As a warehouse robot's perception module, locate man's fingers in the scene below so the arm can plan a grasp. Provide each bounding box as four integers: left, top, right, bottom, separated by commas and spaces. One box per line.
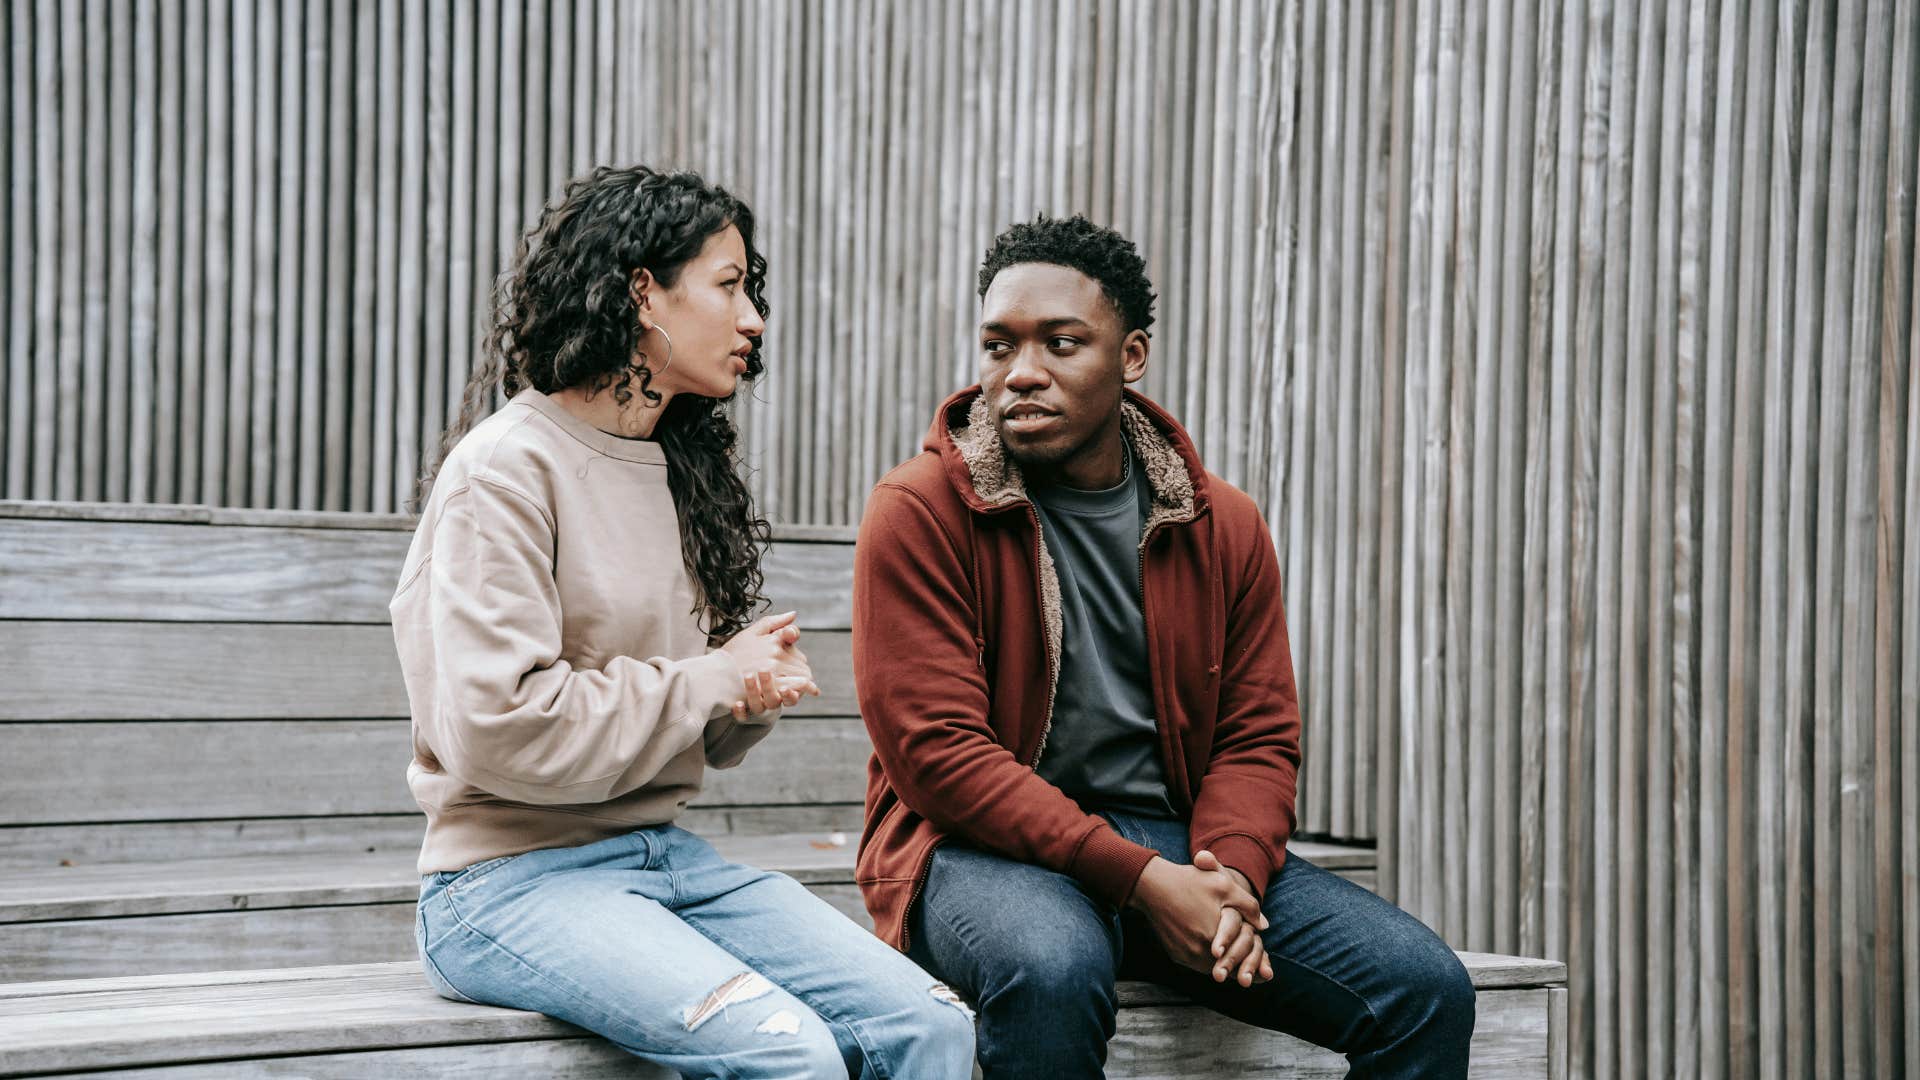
1210, 907, 1243, 960
1215, 926, 1259, 983
1237, 937, 1267, 986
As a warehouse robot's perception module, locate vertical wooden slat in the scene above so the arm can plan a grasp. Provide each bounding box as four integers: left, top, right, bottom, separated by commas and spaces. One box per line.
419, 0, 449, 511
128, 0, 157, 503
167, 0, 200, 506
1837, 2, 1894, 1074
8, 1, 35, 498
1518, 0, 1559, 967
1879, 6, 1919, 1078
322, 0, 352, 510
520, 0, 545, 225
78, 0, 104, 502
104, 0, 132, 501
30, 0, 56, 499
348, 0, 377, 510
271, 0, 302, 509
223, 0, 256, 507
1499, 0, 1544, 960
241, 0, 275, 509
1295, 0, 1327, 836
196, 0, 230, 505
296, 0, 327, 510
1643, 1, 1689, 1071
1396, 0, 1436, 922
391, 0, 424, 513
1462, 0, 1500, 955
54, 0, 81, 500
1812, 0, 1865, 1073
1326, 0, 1364, 840
445, 0, 475, 442
1354, 0, 1390, 846
0, 2, 10, 491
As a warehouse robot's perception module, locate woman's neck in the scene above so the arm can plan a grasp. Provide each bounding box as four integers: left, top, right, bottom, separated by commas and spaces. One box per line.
548, 383, 673, 440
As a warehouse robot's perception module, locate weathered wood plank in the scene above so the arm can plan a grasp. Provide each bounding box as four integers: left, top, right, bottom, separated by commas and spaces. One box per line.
0, 960, 1561, 1077
0, 806, 873, 872
0, 623, 857, 721
0, 716, 871, 824
0, 838, 1382, 924
0, 519, 855, 627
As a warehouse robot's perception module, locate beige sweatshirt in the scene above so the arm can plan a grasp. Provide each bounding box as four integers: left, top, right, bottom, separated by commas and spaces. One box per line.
392, 389, 771, 874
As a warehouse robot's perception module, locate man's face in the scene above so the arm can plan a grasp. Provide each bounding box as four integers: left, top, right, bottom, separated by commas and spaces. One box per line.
977, 262, 1147, 470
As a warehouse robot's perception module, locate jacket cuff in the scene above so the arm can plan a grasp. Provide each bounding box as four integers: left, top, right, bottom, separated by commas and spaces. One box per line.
1069, 823, 1161, 908
1198, 833, 1278, 900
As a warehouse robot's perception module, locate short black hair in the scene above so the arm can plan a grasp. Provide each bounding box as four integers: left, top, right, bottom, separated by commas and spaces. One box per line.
976, 214, 1157, 335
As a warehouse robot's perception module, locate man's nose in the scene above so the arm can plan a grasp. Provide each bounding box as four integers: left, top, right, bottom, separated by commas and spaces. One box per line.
1004, 346, 1049, 389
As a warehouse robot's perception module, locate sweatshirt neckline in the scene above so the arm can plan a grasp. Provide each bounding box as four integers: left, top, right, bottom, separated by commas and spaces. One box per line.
516, 388, 669, 465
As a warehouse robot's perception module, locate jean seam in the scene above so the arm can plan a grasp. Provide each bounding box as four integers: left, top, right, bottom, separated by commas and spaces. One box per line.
678, 881, 897, 1080
438, 881, 635, 1040
1265, 948, 1383, 1043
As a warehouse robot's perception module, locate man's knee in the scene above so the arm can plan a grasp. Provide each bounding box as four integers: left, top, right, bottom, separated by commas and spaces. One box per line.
1394, 944, 1476, 1038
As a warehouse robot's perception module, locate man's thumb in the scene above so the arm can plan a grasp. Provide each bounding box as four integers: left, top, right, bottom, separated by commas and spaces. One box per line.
1194, 849, 1220, 871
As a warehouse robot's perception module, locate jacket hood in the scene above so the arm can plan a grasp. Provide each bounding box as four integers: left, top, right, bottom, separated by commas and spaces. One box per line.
921, 384, 1211, 534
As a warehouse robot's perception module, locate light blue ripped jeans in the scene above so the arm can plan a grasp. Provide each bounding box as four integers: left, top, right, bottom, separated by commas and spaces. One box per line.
416, 825, 975, 1079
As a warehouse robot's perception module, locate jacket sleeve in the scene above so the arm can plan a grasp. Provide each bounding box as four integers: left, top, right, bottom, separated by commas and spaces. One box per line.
854, 482, 1159, 907
419, 475, 746, 805
1188, 505, 1303, 899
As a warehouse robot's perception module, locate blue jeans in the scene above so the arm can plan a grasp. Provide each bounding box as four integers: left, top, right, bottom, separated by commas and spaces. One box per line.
417, 825, 975, 1079
907, 811, 1474, 1079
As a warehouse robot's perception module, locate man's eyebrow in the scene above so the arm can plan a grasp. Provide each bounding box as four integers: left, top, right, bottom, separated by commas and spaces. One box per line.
978, 317, 1095, 335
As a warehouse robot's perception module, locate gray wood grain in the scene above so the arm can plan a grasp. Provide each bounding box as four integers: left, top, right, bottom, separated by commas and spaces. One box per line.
0, 716, 870, 825
0, 622, 856, 721
0, 972, 1558, 1079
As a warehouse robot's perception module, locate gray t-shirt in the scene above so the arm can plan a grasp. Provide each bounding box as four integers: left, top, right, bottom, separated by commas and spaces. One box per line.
1029, 444, 1178, 819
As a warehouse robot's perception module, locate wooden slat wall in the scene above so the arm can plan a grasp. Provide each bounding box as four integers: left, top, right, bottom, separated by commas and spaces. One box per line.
0, 4, 1916, 1076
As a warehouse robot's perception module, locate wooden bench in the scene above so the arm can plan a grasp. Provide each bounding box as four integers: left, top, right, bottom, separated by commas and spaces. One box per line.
0, 501, 1565, 1077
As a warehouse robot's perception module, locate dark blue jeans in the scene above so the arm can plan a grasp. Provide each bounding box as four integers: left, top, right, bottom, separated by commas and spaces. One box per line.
907, 811, 1474, 1078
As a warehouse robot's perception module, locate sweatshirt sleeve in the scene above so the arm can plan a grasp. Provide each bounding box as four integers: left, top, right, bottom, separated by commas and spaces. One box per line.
1188, 504, 1302, 899
854, 482, 1159, 908
420, 475, 746, 805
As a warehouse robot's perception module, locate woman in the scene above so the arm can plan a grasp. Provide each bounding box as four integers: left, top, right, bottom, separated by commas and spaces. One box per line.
393, 166, 975, 1078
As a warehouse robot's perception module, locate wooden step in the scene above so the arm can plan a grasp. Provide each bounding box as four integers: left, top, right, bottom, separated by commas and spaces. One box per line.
0, 955, 1566, 1078
0, 835, 1377, 982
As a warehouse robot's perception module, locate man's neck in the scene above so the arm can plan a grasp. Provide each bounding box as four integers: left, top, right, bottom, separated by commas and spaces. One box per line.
1030, 423, 1128, 491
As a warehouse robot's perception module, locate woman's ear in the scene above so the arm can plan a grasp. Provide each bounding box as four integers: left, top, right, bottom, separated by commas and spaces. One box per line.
629, 268, 656, 330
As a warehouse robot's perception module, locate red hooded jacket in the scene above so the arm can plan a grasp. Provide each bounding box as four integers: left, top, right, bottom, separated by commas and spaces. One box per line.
852, 386, 1303, 950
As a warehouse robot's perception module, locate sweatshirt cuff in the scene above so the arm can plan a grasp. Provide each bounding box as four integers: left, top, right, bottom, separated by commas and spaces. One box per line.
1199, 833, 1278, 900
1069, 823, 1161, 908
683, 651, 747, 722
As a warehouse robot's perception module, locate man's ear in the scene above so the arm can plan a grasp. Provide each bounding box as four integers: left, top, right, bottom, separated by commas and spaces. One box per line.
629, 268, 657, 330
1121, 328, 1150, 384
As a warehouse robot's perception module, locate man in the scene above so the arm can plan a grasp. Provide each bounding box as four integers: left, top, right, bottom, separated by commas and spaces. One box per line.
852, 214, 1474, 1078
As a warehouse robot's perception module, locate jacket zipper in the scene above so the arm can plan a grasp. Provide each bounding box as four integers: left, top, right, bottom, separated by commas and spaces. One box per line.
1024, 502, 1060, 768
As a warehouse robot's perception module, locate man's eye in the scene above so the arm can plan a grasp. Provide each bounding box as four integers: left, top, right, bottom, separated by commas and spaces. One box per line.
1048, 337, 1080, 349
982, 341, 1009, 354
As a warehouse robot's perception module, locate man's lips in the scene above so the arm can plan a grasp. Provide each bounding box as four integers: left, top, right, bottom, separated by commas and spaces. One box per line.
1001, 406, 1061, 433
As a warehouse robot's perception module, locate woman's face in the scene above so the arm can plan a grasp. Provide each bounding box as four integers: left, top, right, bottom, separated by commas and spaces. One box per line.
637, 225, 764, 401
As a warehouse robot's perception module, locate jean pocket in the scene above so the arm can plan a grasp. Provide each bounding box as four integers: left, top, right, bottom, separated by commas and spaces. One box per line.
440, 852, 519, 894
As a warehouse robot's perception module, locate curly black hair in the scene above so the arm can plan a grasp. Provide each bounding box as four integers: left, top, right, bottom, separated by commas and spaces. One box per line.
417, 165, 772, 640
976, 214, 1157, 335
